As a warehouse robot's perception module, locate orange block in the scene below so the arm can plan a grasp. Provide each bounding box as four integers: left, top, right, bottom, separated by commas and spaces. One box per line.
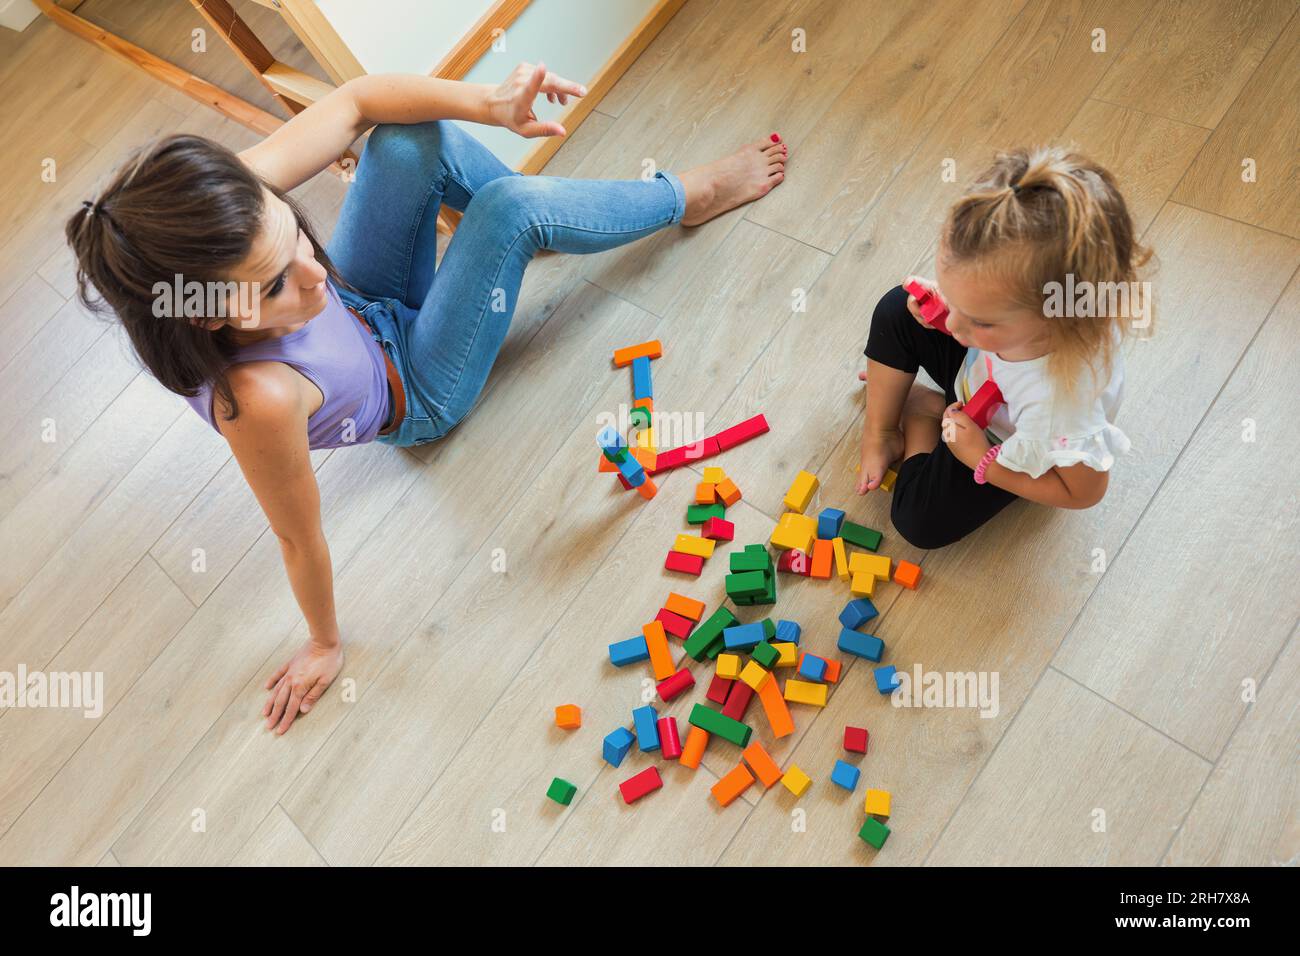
715, 477, 742, 506
681, 726, 709, 768
613, 339, 663, 367
894, 560, 922, 589
711, 763, 754, 807
695, 481, 718, 504
742, 741, 783, 788
643, 621, 674, 681
635, 476, 658, 500
554, 704, 581, 729
633, 397, 654, 412
756, 673, 795, 737
664, 592, 706, 621
810, 539, 833, 579
598, 454, 618, 473
798, 653, 841, 684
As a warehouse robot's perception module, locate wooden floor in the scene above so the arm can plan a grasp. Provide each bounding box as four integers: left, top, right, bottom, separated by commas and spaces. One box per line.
0, 0, 1296, 867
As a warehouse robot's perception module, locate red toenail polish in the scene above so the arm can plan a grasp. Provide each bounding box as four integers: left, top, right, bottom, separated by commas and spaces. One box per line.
770, 133, 780, 142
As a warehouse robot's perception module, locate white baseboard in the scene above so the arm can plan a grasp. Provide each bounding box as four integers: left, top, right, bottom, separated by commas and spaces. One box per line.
0, 0, 40, 33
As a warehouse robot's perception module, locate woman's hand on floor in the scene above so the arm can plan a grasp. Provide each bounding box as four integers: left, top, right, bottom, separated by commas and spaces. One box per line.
263, 638, 345, 735
487, 61, 586, 138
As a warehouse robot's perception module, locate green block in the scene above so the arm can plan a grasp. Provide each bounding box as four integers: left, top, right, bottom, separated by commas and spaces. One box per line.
687, 503, 726, 524
744, 543, 768, 555
751, 641, 779, 669
858, 816, 890, 849
726, 570, 767, 598
761, 618, 776, 639
602, 446, 628, 463
841, 521, 882, 552
629, 407, 651, 430
684, 606, 738, 661
547, 777, 577, 805
688, 703, 753, 747
729, 549, 770, 573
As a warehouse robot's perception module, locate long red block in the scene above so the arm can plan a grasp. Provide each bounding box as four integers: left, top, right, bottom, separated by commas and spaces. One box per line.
722, 679, 754, 721
713, 414, 770, 451
658, 717, 682, 759
619, 766, 663, 803
664, 550, 705, 575
657, 668, 696, 702
655, 607, 695, 639
706, 673, 734, 705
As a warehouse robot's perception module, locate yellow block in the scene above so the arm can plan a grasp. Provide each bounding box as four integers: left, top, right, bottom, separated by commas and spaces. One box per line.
702, 466, 726, 484
880, 469, 897, 492
716, 653, 742, 680
850, 570, 876, 598
864, 788, 892, 817
769, 512, 817, 553
783, 679, 828, 707
783, 470, 820, 513
673, 534, 715, 559
849, 552, 891, 581
636, 427, 655, 449
832, 537, 849, 581
781, 764, 812, 798
772, 642, 799, 667
740, 659, 772, 692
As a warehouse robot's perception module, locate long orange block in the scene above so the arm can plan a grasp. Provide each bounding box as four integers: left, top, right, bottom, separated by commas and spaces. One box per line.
681, 726, 709, 768
742, 741, 783, 788
613, 339, 662, 367
643, 621, 674, 681
756, 673, 795, 737
810, 539, 833, 579
664, 592, 706, 621
711, 763, 754, 807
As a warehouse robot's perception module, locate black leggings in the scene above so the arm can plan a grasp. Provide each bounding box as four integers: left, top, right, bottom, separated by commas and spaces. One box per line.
864, 285, 1021, 549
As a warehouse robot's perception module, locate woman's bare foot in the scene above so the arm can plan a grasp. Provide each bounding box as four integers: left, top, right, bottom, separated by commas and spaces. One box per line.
679, 133, 787, 226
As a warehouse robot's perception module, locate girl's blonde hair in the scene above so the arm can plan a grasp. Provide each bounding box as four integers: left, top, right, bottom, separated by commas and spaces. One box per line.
941, 145, 1154, 402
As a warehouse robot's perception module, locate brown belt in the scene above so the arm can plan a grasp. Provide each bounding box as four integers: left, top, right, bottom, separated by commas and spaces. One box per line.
348, 307, 405, 436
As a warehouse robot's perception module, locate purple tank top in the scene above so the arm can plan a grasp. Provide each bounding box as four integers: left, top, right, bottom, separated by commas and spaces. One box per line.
184, 284, 391, 449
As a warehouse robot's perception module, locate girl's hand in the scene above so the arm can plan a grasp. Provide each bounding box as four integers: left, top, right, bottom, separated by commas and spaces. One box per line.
941, 401, 991, 470
486, 62, 586, 138
263, 638, 345, 735
903, 275, 943, 329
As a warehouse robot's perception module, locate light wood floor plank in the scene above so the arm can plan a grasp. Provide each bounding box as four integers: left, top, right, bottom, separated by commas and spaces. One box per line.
230, 806, 328, 867
0, 273, 66, 376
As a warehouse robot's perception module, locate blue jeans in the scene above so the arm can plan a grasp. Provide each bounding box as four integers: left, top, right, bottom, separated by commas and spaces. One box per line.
328, 121, 687, 446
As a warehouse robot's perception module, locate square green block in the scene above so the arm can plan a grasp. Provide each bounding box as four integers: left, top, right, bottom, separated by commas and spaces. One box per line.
841, 521, 883, 552
629, 407, 651, 430
761, 618, 776, 639
751, 641, 779, 669
859, 816, 890, 849
687, 503, 726, 524
547, 777, 577, 805
684, 606, 738, 661
688, 703, 752, 747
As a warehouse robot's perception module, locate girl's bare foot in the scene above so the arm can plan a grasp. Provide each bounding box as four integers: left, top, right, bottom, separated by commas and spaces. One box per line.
858, 425, 904, 495
679, 134, 787, 226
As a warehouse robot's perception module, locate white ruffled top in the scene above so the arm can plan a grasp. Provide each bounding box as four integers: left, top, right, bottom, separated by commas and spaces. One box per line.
955, 337, 1132, 480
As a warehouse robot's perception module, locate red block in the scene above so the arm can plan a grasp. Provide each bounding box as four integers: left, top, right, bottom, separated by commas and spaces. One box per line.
712, 414, 770, 452
657, 668, 696, 702
655, 608, 695, 639
619, 766, 663, 804
904, 279, 951, 334
722, 679, 754, 721
844, 726, 869, 754
962, 379, 1005, 430
701, 516, 735, 541
706, 673, 734, 705
657, 717, 682, 759
649, 445, 688, 474
664, 550, 705, 576
777, 549, 811, 574
616, 473, 633, 490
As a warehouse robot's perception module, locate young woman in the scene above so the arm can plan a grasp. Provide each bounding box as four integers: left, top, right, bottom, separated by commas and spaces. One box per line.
67, 63, 788, 734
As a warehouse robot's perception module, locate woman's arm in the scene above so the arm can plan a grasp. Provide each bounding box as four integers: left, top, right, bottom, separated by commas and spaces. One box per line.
217, 362, 344, 733
241, 63, 586, 193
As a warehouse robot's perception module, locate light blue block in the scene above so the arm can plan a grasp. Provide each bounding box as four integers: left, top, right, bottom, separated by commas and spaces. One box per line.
631, 355, 653, 400
838, 597, 878, 630
874, 665, 900, 695
722, 622, 765, 650
838, 627, 885, 662
597, 425, 626, 454
798, 654, 827, 681
831, 759, 860, 791
609, 635, 649, 667
774, 619, 802, 645
817, 507, 846, 539
632, 705, 660, 751
602, 727, 635, 767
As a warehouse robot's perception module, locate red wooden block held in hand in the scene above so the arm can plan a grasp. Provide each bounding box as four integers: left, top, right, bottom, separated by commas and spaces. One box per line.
903, 279, 951, 335
962, 379, 1005, 430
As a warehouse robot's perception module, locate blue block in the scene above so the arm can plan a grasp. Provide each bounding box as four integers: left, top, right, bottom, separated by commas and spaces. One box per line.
874, 665, 900, 695
602, 727, 635, 767
798, 654, 827, 681
632, 705, 660, 752
838, 597, 879, 630
817, 507, 846, 539
830, 759, 860, 791
615, 454, 646, 485
597, 425, 626, 454
774, 619, 802, 645
838, 628, 885, 662
722, 622, 765, 650
631, 355, 653, 401
609, 635, 650, 667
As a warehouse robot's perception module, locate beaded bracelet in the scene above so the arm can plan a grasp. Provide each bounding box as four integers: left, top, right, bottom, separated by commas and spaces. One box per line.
973, 443, 1002, 484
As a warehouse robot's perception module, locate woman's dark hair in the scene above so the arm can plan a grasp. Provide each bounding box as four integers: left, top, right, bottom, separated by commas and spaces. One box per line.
66, 133, 350, 422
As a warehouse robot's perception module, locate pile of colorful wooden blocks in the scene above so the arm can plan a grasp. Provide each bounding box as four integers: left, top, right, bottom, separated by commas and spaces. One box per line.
665, 466, 740, 575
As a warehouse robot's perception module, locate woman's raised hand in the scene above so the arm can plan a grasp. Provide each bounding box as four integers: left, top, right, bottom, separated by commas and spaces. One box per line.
487, 61, 586, 138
